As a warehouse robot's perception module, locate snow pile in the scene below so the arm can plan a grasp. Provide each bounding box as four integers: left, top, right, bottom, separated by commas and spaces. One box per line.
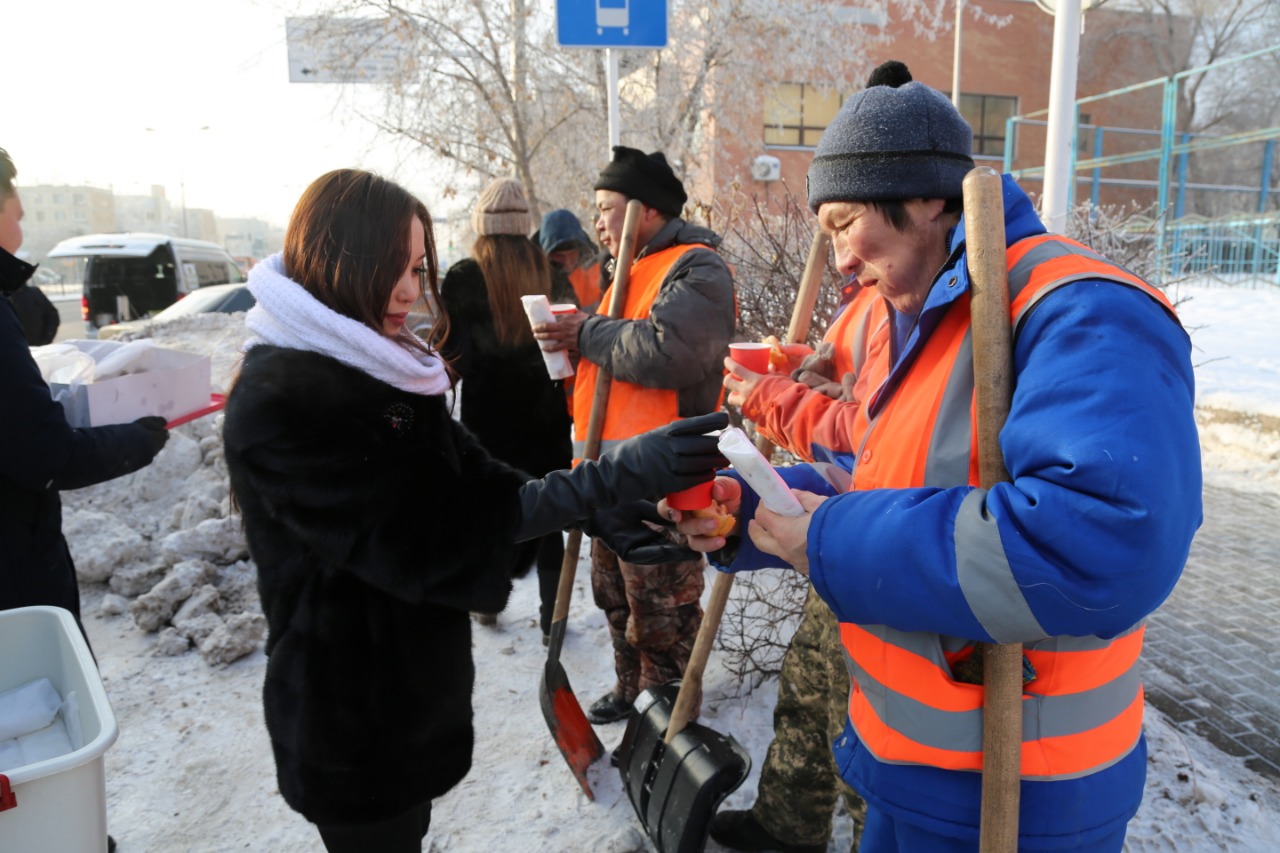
61, 314, 262, 666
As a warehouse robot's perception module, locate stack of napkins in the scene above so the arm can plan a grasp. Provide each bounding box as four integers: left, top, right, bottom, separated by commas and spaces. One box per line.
0, 678, 75, 771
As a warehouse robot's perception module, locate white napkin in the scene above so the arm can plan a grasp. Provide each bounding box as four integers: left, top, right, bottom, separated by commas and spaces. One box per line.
520, 295, 575, 380
0, 678, 61, 741
717, 427, 805, 517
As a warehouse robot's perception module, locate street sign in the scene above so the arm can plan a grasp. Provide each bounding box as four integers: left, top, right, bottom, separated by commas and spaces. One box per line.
286, 17, 410, 84
555, 0, 668, 49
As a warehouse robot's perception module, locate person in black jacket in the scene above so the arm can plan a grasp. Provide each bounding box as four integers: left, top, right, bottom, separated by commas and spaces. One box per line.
7, 279, 60, 345
0, 146, 170, 641
441, 177, 571, 641
222, 168, 727, 853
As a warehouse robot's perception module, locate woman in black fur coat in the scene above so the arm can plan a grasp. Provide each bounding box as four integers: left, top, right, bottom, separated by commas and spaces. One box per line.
441, 177, 570, 639
222, 169, 727, 852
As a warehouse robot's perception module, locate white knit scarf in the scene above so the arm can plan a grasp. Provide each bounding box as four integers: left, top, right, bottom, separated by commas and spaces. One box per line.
243, 253, 451, 396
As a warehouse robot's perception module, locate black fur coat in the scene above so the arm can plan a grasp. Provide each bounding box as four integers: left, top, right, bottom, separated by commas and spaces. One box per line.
440, 258, 571, 479
223, 344, 532, 825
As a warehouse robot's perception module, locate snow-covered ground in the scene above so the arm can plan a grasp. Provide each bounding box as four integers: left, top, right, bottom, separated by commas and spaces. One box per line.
43, 281, 1280, 851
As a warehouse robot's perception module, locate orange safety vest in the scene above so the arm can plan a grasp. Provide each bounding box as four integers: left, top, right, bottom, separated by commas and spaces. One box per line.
840, 233, 1177, 781
567, 263, 602, 312
572, 244, 708, 461
748, 284, 889, 463
826, 284, 889, 406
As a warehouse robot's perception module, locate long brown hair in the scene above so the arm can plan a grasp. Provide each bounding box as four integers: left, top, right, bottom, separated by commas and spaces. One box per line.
283, 169, 450, 353
472, 234, 552, 347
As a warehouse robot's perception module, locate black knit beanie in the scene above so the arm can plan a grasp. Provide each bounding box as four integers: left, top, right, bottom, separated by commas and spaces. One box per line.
593, 146, 688, 218
807, 60, 974, 211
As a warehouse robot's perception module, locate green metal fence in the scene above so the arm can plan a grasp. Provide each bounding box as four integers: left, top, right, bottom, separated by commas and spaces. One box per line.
1005, 44, 1280, 285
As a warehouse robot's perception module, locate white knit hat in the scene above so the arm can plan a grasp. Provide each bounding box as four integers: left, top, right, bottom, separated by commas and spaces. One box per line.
472, 177, 532, 236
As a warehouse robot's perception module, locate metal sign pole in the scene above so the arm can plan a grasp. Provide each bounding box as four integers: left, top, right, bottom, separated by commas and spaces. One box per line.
607, 47, 621, 153
1041, 0, 1083, 233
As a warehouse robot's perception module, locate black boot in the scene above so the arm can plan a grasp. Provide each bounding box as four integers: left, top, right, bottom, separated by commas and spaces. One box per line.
586, 690, 632, 724
708, 809, 826, 853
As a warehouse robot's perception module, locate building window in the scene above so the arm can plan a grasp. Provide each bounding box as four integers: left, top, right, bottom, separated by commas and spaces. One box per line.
765, 83, 843, 148
957, 93, 1018, 158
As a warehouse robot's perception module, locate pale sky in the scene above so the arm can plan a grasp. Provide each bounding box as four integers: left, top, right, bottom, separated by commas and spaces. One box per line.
4, 0, 443, 227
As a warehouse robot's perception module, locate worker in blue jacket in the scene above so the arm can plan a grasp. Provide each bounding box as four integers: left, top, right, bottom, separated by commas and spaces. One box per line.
669, 62, 1202, 852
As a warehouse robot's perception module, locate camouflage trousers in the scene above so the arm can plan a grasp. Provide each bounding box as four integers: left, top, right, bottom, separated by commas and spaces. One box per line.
751, 585, 866, 849
590, 539, 704, 707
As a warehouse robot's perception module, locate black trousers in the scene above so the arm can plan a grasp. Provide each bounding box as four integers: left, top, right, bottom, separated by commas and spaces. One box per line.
316, 802, 431, 853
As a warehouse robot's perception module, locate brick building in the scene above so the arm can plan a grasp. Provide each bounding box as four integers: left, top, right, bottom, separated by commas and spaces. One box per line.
697, 0, 1172, 215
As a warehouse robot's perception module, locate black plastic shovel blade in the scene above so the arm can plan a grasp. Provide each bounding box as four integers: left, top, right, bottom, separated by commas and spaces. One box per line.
615, 682, 751, 853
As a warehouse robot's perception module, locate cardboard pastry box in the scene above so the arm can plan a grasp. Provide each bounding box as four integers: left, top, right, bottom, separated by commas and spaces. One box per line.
45, 340, 212, 428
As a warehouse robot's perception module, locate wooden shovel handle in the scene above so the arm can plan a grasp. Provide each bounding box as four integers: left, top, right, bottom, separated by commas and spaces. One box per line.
754, 229, 831, 457
964, 167, 1021, 853
664, 570, 734, 744
550, 199, 645, 625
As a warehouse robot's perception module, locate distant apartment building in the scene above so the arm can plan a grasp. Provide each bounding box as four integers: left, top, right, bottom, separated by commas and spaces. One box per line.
114, 186, 218, 243
16, 184, 116, 261
17, 181, 274, 263
220, 217, 276, 262
113, 185, 174, 235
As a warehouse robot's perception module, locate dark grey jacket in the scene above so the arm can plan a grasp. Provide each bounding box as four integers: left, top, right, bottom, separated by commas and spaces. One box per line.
579, 218, 735, 418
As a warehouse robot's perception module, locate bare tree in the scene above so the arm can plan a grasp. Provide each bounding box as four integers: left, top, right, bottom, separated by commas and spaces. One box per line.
1090, 0, 1280, 217
1101, 0, 1274, 132
290, 0, 954, 220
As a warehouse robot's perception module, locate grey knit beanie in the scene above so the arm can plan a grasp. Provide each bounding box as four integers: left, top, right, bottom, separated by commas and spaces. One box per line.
472, 177, 532, 236
807, 61, 974, 212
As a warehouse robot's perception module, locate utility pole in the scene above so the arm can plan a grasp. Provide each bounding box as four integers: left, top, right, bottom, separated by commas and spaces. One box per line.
952, 0, 964, 110
1040, 0, 1084, 232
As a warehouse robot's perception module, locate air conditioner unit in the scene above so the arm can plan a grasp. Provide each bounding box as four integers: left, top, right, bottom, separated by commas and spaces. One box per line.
751, 155, 782, 182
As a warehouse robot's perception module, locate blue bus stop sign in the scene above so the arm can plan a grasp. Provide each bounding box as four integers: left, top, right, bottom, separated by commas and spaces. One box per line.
555, 0, 668, 49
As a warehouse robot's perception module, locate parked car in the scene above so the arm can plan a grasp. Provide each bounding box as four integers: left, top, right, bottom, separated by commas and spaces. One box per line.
96, 282, 255, 340
44, 233, 245, 336
30, 266, 64, 286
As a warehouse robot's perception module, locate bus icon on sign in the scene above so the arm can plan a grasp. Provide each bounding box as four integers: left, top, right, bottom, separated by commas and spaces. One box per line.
596, 0, 629, 34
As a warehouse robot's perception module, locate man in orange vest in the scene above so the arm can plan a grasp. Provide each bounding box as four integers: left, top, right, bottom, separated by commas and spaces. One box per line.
707, 280, 884, 853
534, 208, 603, 312
672, 61, 1202, 851
535, 145, 736, 725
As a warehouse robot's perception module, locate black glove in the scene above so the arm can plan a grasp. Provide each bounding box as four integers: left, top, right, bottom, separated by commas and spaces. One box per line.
514, 412, 729, 541
133, 415, 170, 458
597, 411, 729, 498
581, 500, 699, 565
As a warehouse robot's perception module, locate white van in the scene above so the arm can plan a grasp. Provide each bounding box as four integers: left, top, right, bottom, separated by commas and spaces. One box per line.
44, 233, 245, 335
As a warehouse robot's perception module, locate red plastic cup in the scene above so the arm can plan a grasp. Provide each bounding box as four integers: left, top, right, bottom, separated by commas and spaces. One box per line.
666, 480, 714, 511
728, 342, 772, 374
550, 303, 578, 317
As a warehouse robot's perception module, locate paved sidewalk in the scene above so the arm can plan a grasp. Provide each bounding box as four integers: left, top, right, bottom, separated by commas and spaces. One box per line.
1143, 483, 1280, 779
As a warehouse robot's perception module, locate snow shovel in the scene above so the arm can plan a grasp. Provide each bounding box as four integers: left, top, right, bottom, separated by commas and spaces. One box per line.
539, 199, 645, 799
615, 570, 750, 853
963, 166, 1021, 853
753, 229, 830, 458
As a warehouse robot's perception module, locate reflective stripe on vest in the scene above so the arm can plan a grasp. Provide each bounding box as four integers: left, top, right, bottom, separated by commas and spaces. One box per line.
826, 286, 880, 378
841, 234, 1178, 780
571, 244, 706, 461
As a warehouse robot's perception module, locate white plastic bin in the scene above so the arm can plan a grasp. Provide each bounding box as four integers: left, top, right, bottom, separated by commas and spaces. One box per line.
0, 606, 118, 853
